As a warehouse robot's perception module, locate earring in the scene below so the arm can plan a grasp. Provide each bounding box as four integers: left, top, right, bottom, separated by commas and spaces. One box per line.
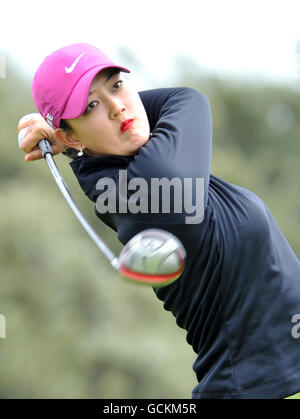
77, 146, 84, 157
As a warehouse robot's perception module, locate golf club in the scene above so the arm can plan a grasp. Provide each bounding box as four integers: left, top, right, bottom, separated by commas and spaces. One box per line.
18, 114, 186, 287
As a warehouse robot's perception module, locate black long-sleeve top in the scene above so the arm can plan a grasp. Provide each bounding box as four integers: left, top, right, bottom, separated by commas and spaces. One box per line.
69, 87, 300, 399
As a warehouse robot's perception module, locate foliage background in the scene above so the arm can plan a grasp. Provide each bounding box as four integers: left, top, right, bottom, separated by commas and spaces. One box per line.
0, 50, 300, 398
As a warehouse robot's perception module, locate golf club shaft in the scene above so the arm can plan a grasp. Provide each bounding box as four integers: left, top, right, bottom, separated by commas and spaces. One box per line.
40, 140, 119, 271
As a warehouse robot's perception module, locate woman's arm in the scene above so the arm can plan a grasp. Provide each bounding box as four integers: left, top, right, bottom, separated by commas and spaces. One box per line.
141, 87, 212, 179
17, 114, 66, 161
126, 87, 213, 222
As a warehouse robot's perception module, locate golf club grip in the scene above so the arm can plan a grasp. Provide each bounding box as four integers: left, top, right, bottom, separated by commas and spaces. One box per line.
39, 139, 53, 158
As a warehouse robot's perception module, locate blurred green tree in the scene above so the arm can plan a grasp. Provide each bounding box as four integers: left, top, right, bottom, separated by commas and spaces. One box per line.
0, 49, 300, 399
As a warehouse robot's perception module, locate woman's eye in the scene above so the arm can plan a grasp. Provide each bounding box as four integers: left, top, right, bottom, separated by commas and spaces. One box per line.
114, 80, 123, 89
85, 101, 98, 113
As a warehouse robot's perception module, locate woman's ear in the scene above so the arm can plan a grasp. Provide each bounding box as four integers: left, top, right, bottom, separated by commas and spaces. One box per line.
55, 128, 82, 150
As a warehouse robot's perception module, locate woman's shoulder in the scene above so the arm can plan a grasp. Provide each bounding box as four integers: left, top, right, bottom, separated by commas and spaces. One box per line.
138, 86, 208, 105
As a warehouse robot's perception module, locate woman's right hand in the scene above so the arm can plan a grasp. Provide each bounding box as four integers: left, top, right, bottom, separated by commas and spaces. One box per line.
17, 113, 66, 162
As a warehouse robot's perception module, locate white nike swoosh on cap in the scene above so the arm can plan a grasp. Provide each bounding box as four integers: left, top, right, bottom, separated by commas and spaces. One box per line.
65, 53, 85, 74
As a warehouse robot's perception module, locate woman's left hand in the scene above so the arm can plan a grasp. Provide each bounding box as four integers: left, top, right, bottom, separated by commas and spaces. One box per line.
18, 114, 66, 162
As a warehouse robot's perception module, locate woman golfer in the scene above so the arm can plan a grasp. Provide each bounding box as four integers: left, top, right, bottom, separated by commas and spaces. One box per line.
18, 43, 300, 399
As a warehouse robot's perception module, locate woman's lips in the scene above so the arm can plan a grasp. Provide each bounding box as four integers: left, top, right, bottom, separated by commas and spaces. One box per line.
121, 119, 134, 133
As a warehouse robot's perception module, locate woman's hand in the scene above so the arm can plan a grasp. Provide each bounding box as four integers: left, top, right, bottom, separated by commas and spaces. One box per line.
17, 113, 66, 161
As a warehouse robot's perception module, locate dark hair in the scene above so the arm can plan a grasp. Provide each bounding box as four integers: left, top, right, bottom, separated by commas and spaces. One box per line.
60, 119, 71, 131
104, 66, 121, 75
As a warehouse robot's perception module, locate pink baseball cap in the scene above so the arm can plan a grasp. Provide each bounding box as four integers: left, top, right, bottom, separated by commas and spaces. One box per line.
32, 43, 130, 129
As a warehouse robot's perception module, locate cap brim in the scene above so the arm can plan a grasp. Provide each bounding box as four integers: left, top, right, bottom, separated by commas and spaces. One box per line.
61, 64, 130, 120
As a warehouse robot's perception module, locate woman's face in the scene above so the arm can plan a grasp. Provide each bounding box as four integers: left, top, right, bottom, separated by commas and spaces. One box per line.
64, 69, 150, 157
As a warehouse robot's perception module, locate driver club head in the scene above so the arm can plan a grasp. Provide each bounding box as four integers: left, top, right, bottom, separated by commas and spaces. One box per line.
118, 229, 186, 287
